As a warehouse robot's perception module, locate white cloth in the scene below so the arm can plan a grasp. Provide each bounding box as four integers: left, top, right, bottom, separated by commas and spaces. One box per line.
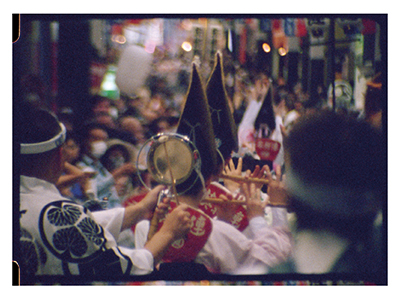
19, 175, 154, 276
237, 99, 263, 147
283, 109, 300, 133
269, 115, 284, 166
135, 211, 292, 275
292, 230, 349, 274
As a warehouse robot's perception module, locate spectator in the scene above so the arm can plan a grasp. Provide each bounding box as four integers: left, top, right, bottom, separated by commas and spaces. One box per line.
119, 116, 148, 147
56, 131, 92, 202
282, 92, 301, 134
76, 123, 136, 209
100, 139, 139, 201
271, 111, 385, 278
327, 63, 353, 111
57, 107, 76, 132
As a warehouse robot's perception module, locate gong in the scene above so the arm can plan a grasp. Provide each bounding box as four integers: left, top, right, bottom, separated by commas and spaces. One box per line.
136, 133, 200, 192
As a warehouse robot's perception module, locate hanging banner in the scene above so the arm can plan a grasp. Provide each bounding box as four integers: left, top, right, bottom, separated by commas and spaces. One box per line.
284, 18, 296, 37
296, 18, 308, 37
362, 19, 376, 35
259, 18, 272, 32
284, 18, 308, 38
272, 19, 288, 50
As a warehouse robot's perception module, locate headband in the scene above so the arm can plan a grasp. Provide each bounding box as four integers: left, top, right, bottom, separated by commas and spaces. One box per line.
20, 123, 67, 154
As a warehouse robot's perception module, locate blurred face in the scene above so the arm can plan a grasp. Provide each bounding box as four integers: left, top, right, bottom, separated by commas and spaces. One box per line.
157, 120, 170, 133
121, 117, 146, 144
63, 139, 80, 163
88, 128, 108, 143
95, 113, 116, 128
108, 148, 127, 169
88, 128, 108, 159
93, 99, 110, 115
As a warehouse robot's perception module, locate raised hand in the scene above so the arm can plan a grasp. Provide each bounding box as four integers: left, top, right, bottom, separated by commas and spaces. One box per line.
243, 164, 268, 190
223, 157, 243, 193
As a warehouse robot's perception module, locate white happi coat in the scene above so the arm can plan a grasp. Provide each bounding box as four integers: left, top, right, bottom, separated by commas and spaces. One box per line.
19, 175, 154, 276
134, 208, 292, 275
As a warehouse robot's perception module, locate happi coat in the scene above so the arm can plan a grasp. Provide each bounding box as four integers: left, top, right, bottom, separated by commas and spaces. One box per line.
19, 175, 154, 276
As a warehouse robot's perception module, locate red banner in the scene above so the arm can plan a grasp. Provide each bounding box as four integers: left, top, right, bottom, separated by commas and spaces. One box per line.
255, 138, 281, 161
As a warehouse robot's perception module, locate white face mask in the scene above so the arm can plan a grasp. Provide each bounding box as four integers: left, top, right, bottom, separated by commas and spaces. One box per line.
90, 141, 108, 159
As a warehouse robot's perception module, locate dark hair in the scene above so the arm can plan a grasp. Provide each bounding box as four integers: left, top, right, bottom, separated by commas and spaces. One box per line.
65, 130, 79, 143
100, 144, 131, 172
18, 102, 63, 173
89, 95, 110, 110
284, 110, 384, 192
175, 169, 204, 197
284, 111, 385, 238
78, 121, 108, 140
254, 88, 276, 132
18, 102, 62, 145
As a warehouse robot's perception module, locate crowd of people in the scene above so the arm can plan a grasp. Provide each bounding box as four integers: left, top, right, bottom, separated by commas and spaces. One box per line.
17, 50, 385, 283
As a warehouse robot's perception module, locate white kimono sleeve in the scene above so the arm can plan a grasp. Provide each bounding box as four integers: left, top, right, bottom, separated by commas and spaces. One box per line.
91, 207, 125, 241
195, 218, 292, 275
89, 209, 155, 275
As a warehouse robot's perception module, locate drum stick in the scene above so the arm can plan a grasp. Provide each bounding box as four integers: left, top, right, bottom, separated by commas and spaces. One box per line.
147, 141, 179, 241
163, 142, 179, 205
147, 210, 159, 241
220, 173, 269, 185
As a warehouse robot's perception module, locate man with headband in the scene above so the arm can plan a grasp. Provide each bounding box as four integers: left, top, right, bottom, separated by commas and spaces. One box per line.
18, 102, 191, 280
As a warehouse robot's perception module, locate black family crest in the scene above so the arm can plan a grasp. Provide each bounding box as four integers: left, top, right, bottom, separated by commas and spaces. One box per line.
39, 201, 107, 264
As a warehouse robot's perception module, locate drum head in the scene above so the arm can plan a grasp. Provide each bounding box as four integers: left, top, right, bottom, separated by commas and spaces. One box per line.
150, 137, 193, 184
136, 133, 198, 188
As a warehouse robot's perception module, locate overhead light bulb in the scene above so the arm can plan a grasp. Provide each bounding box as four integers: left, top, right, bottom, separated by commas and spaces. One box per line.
262, 43, 271, 53
181, 41, 192, 52
278, 47, 288, 56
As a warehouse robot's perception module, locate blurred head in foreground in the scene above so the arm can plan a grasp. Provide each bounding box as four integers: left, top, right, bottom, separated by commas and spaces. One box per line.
284, 110, 385, 242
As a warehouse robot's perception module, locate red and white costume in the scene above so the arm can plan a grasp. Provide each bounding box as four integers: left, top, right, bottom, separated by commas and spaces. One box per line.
134, 206, 292, 275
